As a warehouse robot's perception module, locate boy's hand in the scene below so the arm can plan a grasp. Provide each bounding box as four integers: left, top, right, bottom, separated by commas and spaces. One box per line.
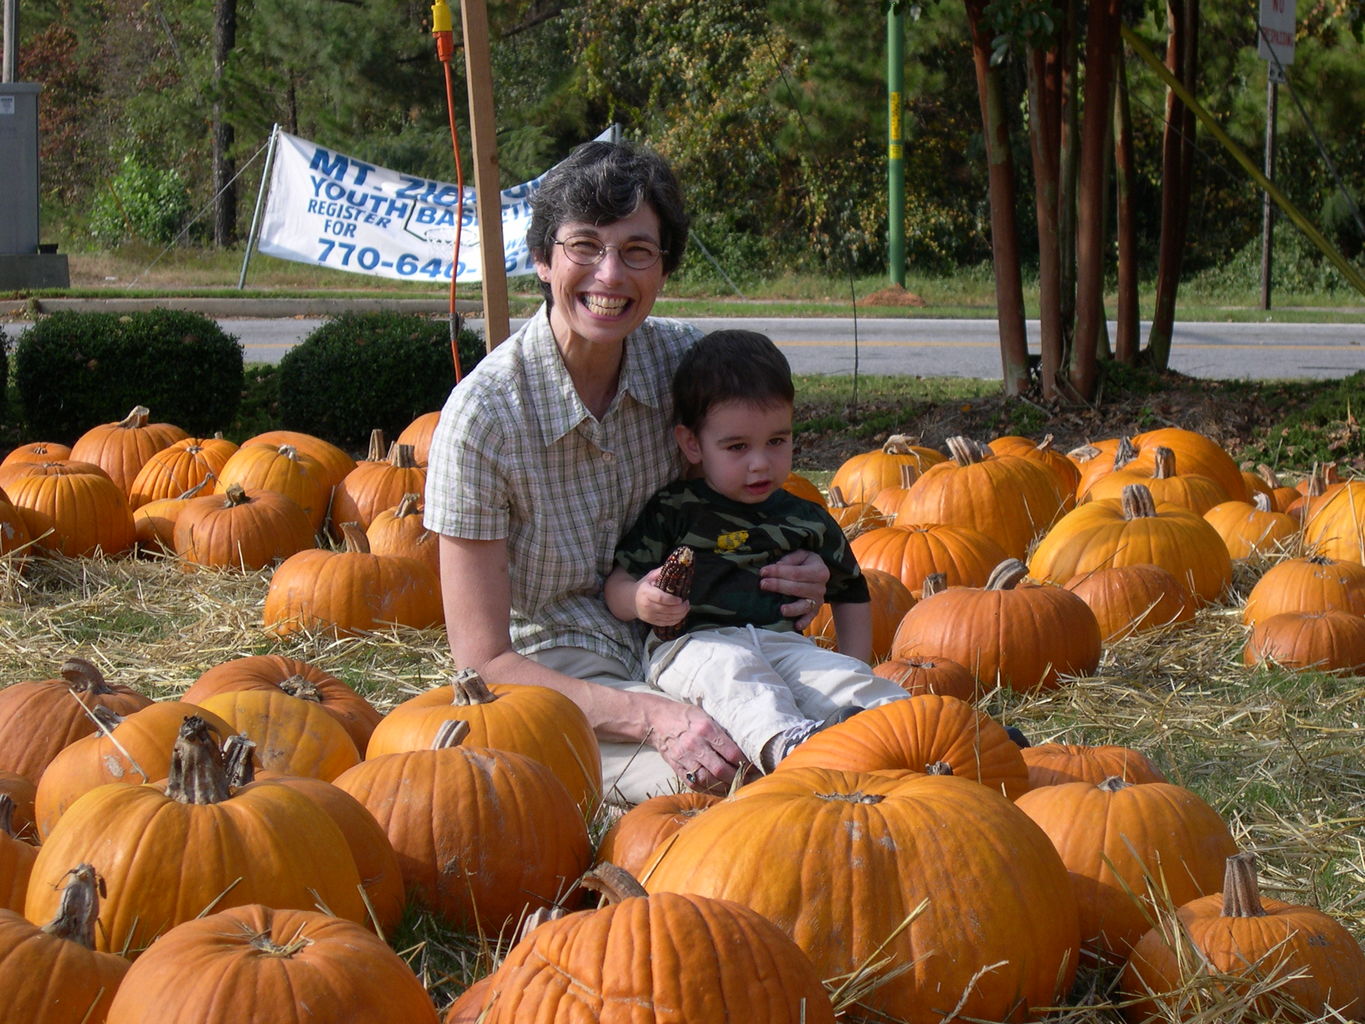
635, 569, 690, 628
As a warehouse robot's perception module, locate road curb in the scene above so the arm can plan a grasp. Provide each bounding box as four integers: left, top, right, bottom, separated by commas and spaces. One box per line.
5, 297, 483, 319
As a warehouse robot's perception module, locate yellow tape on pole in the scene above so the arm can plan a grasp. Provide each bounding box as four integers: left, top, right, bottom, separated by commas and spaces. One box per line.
1121, 23, 1365, 296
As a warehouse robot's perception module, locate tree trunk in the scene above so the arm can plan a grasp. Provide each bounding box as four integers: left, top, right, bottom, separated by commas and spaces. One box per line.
1028, 47, 1063, 400
212, 0, 237, 246
1114, 49, 1139, 364
1148, 0, 1200, 368
965, 0, 1029, 396
1069, 0, 1121, 400
1056, 0, 1080, 356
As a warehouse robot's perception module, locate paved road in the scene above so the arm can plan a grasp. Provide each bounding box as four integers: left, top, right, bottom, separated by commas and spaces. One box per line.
223, 315, 1364, 380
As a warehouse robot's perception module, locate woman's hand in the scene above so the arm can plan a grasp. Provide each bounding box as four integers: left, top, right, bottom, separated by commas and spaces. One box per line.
758, 548, 830, 630
645, 694, 744, 792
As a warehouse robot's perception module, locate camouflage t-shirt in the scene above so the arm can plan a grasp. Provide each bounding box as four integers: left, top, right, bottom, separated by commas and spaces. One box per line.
614, 478, 870, 635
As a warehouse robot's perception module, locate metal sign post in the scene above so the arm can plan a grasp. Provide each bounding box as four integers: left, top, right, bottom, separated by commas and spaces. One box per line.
1258, 0, 1294, 311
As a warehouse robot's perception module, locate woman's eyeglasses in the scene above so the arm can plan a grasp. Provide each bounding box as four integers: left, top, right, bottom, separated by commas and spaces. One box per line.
553, 235, 666, 270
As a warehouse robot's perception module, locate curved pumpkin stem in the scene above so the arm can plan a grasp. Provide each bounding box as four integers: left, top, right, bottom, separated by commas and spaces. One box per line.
41, 864, 105, 948
432, 718, 471, 749
925, 760, 954, 775
116, 405, 152, 429
922, 572, 948, 598
222, 732, 257, 787
828, 485, 849, 509
165, 716, 231, 805
1221, 851, 1269, 918
1121, 484, 1159, 520
1113, 436, 1139, 470
1096, 775, 1132, 793
394, 493, 422, 518
883, 434, 922, 455
60, 656, 116, 695
278, 674, 322, 703
450, 667, 498, 707
388, 444, 419, 469
1251, 492, 1274, 513
1150, 446, 1177, 479
175, 479, 211, 501
945, 436, 991, 466
338, 521, 371, 554
1255, 464, 1281, 487
222, 482, 253, 507
1035, 433, 1056, 452
985, 559, 1029, 590
579, 862, 649, 904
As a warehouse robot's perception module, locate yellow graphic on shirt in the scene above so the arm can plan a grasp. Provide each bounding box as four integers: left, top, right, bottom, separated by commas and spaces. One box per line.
715, 530, 749, 552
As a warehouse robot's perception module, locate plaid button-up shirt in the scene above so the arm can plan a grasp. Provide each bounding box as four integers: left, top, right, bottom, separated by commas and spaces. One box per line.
424, 306, 701, 673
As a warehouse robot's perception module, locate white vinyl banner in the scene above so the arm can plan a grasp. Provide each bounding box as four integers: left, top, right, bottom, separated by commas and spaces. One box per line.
257, 130, 606, 284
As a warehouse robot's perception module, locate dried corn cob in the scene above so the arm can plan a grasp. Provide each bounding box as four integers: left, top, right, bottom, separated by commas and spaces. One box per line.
653, 545, 695, 641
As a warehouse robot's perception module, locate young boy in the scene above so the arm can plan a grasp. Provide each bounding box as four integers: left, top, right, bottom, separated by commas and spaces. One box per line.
605, 329, 909, 775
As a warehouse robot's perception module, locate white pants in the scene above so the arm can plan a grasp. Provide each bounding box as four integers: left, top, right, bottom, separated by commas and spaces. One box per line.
647, 626, 907, 767
524, 646, 680, 810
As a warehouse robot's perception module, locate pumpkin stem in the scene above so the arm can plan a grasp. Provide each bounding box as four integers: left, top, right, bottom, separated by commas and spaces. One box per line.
1068, 443, 1102, 463
1096, 775, 1132, 793
88, 705, 123, 732
579, 862, 650, 904
40, 864, 104, 948
59, 656, 116, 695
1221, 851, 1269, 918
165, 716, 232, 805
394, 493, 422, 517
816, 791, 885, 805
432, 718, 471, 749
945, 436, 989, 466
248, 929, 314, 958
222, 733, 257, 787
365, 429, 386, 462
921, 572, 948, 598
828, 485, 848, 508
1121, 484, 1159, 520
985, 559, 1029, 590
1035, 433, 1055, 452
338, 521, 371, 554
897, 463, 919, 489
278, 674, 323, 702
450, 667, 498, 707
1251, 492, 1273, 513
389, 443, 419, 469
1113, 436, 1139, 470
514, 905, 569, 943
882, 434, 922, 455
175, 478, 211, 501
1151, 446, 1177, 479
1255, 464, 1281, 487
0, 794, 15, 838
116, 405, 152, 429
223, 482, 252, 507
925, 760, 954, 775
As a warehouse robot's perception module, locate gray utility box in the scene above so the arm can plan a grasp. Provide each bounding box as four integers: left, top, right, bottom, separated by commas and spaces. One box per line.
0, 81, 70, 287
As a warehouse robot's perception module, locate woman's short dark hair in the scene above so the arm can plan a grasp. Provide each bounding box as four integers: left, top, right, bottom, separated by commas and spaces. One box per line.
527, 140, 689, 301
672, 330, 794, 433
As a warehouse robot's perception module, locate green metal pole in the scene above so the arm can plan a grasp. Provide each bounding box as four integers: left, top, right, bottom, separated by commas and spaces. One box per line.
887, 1, 905, 286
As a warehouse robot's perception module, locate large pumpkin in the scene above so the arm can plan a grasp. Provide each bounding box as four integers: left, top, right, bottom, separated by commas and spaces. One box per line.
366, 668, 601, 816
240, 430, 356, 496
891, 560, 1102, 692
1083, 446, 1229, 515
193, 689, 361, 782
25, 717, 368, 955
396, 411, 441, 466
1014, 776, 1237, 959
890, 435, 1066, 559
1301, 479, 1365, 564
1028, 484, 1233, 607
213, 443, 331, 533
642, 767, 1080, 1024
473, 865, 837, 1024
1241, 554, 1365, 627
0, 795, 36, 912
871, 654, 978, 699
1122, 851, 1365, 1023
1243, 609, 1365, 675
183, 654, 382, 755
366, 492, 440, 583
7, 464, 137, 558
1063, 563, 1196, 642
103, 904, 439, 1023
126, 436, 238, 510
594, 792, 721, 879
1020, 742, 1168, 789
1079, 429, 1247, 504
263, 522, 442, 637
828, 435, 946, 504
69, 405, 187, 495
850, 522, 1008, 598
988, 433, 1081, 506
1203, 493, 1300, 560
332, 721, 591, 935
172, 482, 316, 571
773, 693, 1031, 799
329, 433, 427, 536
0, 657, 152, 783
0, 864, 131, 1023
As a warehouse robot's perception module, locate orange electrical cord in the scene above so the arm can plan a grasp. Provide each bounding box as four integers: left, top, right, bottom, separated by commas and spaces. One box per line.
432, 0, 465, 381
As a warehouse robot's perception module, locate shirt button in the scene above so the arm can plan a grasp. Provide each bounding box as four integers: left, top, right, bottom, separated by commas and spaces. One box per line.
602, 450, 616, 461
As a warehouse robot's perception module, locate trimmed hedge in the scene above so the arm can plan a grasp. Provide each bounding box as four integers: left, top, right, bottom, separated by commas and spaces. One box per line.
13, 309, 244, 442
277, 312, 481, 451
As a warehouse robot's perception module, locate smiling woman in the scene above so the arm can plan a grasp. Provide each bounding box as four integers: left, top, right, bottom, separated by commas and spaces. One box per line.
420, 141, 833, 807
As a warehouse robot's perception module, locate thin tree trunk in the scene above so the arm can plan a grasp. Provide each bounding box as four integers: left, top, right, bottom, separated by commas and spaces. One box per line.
212, 0, 237, 246
1056, 0, 1080, 357
965, 0, 1029, 396
1148, 0, 1199, 368
1028, 47, 1063, 400
1114, 49, 1139, 364
1070, 0, 1121, 400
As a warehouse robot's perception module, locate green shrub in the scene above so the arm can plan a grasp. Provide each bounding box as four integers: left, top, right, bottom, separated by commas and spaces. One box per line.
14, 309, 244, 443
277, 313, 482, 451
88, 155, 194, 246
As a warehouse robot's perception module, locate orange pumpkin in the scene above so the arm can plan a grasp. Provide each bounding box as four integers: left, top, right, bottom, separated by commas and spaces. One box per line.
0, 795, 36, 912
828, 434, 945, 504
1203, 493, 1300, 560
1122, 851, 1365, 1023
1084, 445, 1229, 515
213, 443, 331, 534
850, 522, 1008, 597
329, 432, 427, 535
594, 791, 721, 879
780, 471, 826, 507
240, 430, 356, 496
804, 567, 914, 663
0, 771, 37, 842
988, 433, 1081, 507
1241, 555, 1365, 627
103, 904, 439, 1023
396, 410, 441, 465
7, 463, 137, 558
366, 492, 439, 583
1063, 563, 1196, 642
1020, 742, 1168, 788
891, 559, 1102, 693
173, 482, 316, 571
193, 689, 361, 782
132, 480, 211, 553
69, 405, 187, 495
127, 436, 238, 509
263, 522, 442, 637
1, 441, 72, 466
1301, 479, 1365, 564
1244, 609, 1365, 675
871, 654, 977, 699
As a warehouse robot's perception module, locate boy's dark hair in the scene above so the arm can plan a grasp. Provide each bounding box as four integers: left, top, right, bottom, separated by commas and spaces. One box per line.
527, 140, 689, 303
672, 330, 794, 432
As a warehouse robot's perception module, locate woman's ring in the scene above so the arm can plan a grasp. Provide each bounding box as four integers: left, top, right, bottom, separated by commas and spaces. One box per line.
805, 598, 818, 613
685, 771, 697, 784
